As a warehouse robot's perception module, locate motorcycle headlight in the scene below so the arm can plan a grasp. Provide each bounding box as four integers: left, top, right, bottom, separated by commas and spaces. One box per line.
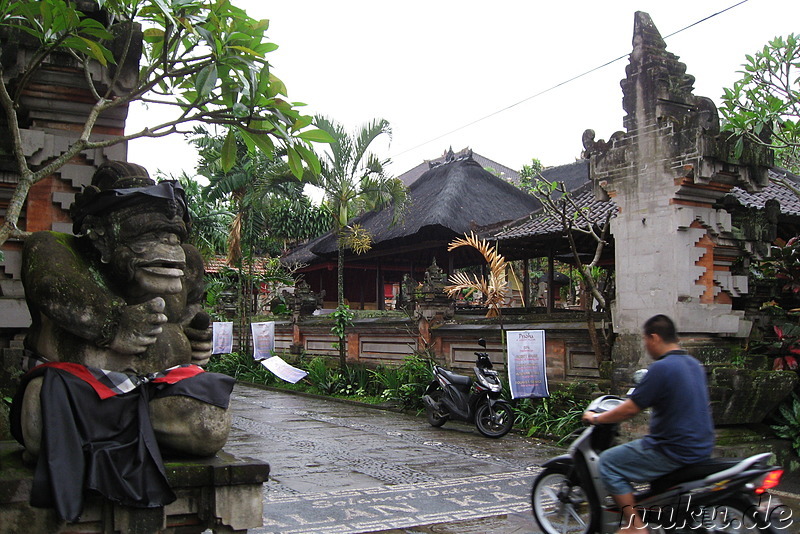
586, 395, 624, 413
477, 373, 502, 392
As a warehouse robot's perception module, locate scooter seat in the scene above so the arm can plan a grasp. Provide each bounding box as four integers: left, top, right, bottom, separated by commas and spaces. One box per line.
439, 368, 472, 387
649, 458, 742, 494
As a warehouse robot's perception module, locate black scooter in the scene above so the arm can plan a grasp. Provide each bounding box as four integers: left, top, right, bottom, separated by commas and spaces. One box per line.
422, 338, 514, 438
531, 372, 789, 533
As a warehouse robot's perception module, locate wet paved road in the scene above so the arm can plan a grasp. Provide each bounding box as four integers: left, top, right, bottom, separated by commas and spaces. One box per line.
222, 383, 565, 534
223, 383, 800, 534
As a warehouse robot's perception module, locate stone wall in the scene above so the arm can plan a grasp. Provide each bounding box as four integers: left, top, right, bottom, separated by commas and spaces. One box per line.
583, 12, 775, 368
274, 313, 604, 386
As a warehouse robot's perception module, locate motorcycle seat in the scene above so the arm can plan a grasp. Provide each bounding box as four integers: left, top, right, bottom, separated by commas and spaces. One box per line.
439, 368, 471, 387
648, 458, 742, 494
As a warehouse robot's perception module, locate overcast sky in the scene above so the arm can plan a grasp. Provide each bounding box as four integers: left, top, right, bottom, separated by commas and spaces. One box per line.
126, 0, 800, 180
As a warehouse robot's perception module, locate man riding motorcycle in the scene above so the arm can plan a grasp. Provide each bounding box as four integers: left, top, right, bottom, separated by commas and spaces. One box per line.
581, 314, 715, 534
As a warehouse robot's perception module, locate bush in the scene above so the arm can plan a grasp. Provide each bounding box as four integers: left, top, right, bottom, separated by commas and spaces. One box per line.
206, 352, 257, 378
305, 357, 340, 395
513, 383, 586, 442
207, 349, 435, 411
371, 353, 433, 410
206, 351, 279, 384
771, 392, 800, 455
337, 364, 372, 397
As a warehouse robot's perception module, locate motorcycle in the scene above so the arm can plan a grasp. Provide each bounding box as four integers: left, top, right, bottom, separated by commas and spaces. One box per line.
530, 374, 788, 534
422, 338, 514, 438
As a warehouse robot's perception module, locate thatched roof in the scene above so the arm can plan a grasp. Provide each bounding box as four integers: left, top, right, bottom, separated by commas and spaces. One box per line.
397, 147, 522, 186
541, 160, 590, 192
283, 152, 540, 267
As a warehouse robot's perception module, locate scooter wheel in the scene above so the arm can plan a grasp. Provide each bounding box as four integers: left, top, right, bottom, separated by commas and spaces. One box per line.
531, 466, 596, 534
474, 402, 513, 438
425, 388, 448, 427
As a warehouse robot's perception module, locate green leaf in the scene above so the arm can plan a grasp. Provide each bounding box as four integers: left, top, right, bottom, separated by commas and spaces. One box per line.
295, 143, 321, 175
254, 42, 279, 55
268, 73, 287, 97
232, 102, 249, 117
296, 128, 335, 144
143, 27, 164, 41
196, 64, 218, 97
221, 129, 237, 173
250, 119, 275, 133
227, 45, 262, 57
240, 130, 275, 157
292, 115, 313, 132
78, 16, 113, 37
62, 36, 109, 66
733, 136, 744, 160
287, 145, 303, 178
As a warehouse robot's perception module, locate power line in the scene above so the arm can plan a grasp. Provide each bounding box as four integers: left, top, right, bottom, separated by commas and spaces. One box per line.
390, 0, 751, 161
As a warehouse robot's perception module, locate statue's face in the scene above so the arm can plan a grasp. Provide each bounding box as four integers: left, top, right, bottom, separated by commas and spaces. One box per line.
104, 207, 187, 298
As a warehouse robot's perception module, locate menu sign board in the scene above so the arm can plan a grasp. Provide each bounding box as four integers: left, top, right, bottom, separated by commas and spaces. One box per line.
506, 330, 549, 399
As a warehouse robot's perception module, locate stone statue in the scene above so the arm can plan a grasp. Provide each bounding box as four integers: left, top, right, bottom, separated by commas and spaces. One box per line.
12, 162, 233, 520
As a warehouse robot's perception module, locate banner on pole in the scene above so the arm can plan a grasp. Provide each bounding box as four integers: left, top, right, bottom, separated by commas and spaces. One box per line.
212, 322, 233, 354
261, 356, 308, 384
506, 330, 549, 399
251, 321, 275, 360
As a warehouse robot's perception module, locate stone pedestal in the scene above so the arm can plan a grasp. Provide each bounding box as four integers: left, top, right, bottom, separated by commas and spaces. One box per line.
0, 441, 269, 533
708, 367, 798, 425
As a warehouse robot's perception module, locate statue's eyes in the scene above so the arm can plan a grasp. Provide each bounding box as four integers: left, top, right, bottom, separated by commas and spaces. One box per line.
127, 232, 180, 253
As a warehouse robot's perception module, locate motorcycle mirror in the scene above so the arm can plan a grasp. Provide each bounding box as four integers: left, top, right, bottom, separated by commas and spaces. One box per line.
632, 369, 648, 385
478, 338, 486, 348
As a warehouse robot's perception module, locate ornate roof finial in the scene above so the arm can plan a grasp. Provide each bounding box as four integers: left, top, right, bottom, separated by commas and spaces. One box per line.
622, 11, 695, 132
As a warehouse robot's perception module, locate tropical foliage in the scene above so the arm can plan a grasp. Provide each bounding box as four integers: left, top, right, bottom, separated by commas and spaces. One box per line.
771, 393, 800, 455
513, 384, 587, 443
0, 0, 330, 247
746, 237, 800, 371
720, 33, 800, 174
175, 172, 232, 258
192, 127, 328, 260
206, 351, 433, 411
518, 157, 545, 193
305, 115, 407, 366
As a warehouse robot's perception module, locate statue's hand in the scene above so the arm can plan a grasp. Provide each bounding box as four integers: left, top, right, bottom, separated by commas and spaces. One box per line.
107, 297, 168, 354
185, 312, 212, 366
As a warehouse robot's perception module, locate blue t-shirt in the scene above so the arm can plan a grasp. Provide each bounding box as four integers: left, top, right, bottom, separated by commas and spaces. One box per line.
629, 350, 715, 464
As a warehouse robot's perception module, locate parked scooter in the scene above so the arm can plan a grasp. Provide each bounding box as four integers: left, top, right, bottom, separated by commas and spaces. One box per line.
422, 338, 514, 438
531, 372, 788, 534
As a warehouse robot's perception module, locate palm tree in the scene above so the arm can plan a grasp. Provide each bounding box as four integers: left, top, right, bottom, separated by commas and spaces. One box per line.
191, 127, 327, 353
444, 232, 509, 318
175, 172, 232, 260
307, 115, 408, 367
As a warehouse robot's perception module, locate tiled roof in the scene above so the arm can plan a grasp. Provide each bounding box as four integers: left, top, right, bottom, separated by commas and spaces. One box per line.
204, 256, 230, 273
730, 168, 800, 216
204, 256, 276, 274
492, 166, 800, 243
492, 181, 617, 241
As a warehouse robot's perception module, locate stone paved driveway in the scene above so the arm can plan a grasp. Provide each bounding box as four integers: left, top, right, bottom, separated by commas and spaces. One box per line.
222, 384, 565, 533
223, 384, 800, 534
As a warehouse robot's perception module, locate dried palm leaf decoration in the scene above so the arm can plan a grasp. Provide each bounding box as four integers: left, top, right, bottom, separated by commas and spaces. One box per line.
444, 232, 508, 317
